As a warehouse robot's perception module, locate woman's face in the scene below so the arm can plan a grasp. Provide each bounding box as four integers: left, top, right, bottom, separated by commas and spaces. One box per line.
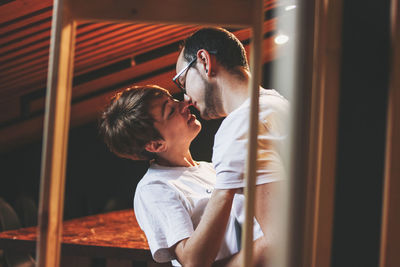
148, 94, 201, 149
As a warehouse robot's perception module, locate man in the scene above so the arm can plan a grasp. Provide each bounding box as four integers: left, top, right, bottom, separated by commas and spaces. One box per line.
174, 27, 289, 266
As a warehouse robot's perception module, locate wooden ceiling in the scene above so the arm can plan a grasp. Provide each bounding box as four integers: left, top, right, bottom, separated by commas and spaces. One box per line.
0, 0, 293, 152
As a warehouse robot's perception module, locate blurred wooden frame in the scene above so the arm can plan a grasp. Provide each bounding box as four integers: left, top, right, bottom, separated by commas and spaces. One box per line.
379, 0, 400, 266
36, 0, 349, 267
37, 0, 265, 267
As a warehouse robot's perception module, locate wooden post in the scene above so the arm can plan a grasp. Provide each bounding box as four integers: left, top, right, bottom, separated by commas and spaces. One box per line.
36, 0, 76, 266
241, 0, 264, 266
379, 0, 400, 266
302, 1, 343, 267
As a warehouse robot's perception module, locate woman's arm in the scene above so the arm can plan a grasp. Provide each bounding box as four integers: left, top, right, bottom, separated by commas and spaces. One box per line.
169, 188, 236, 267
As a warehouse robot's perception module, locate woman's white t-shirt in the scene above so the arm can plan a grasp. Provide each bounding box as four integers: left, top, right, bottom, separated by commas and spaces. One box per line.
134, 161, 263, 266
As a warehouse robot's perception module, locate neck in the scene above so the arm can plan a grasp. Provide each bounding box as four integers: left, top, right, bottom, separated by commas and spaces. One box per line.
155, 150, 197, 167
218, 68, 252, 114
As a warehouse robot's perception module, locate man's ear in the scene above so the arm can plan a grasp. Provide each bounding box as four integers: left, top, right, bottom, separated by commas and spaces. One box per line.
144, 139, 167, 153
197, 49, 217, 77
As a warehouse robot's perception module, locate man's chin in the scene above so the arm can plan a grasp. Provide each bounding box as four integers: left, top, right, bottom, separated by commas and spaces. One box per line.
200, 111, 219, 121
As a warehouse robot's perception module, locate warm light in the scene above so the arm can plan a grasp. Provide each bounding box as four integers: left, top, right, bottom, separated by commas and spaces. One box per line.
274, 34, 289, 45
285, 5, 297, 11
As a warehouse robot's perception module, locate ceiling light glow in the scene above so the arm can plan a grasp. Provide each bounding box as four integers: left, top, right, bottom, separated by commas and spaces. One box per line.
285, 5, 297, 11
274, 34, 289, 45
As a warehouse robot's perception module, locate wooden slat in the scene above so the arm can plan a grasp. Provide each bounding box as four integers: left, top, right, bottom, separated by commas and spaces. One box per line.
0, 0, 52, 25
0, 24, 184, 84
0, 21, 110, 59
69, 0, 254, 26
73, 27, 197, 73
0, 0, 280, 111
0, 24, 132, 83
0, 32, 279, 141
74, 24, 165, 60
29, 52, 180, 113
0, 15, 51, 47
0, 23, 110, 71
0, 26, 196, 96
75, 23, 132, 47
29, 34, 278, 114
0, 24, 51, 60
0, 41, 49, 71
75, 26, 191, 66
379, 0, 400, 265
0, 24, 121, 86
36, 0, 76, 266
0, 8, 52, 35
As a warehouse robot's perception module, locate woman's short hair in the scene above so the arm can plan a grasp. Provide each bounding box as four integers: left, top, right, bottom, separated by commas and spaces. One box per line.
99, 85, 170, 160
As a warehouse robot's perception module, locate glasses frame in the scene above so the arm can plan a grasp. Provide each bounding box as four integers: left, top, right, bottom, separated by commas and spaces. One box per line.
172, 50, 217, 94
172, 57, 197, 94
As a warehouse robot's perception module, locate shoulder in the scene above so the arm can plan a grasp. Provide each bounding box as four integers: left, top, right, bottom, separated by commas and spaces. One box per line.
259, 89, 289, 116
134, 167, 179, 206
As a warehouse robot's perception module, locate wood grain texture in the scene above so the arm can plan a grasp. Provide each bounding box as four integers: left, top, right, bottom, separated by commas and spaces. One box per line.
0, 210, 151, 260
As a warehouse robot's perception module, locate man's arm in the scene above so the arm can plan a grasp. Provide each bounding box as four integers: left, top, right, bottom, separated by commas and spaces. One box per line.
169, 188, 236, 267
253, 181, 283, 266
212, 236, 268, 267
213, 182, 282, 267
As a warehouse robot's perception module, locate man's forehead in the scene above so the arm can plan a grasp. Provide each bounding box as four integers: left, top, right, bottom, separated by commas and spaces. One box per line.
176, 49, 187, 70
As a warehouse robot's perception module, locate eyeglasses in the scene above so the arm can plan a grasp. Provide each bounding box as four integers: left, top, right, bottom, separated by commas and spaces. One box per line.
173, 50, 217, 94
172, 57, 197, 94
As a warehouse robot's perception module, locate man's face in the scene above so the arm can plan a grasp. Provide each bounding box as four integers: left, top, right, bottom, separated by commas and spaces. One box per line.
176, 50, 222, 120
148, 94, 201, 148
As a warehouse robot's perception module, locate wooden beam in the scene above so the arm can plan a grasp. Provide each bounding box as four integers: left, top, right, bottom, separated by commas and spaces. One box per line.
303, 0, 343, 267
379, 0, 400, 265
36, 0, 76, 266
242, 0, 264, 266
69, 0, 254, 27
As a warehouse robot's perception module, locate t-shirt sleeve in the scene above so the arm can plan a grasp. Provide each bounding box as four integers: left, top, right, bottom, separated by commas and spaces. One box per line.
134, 182, 194, 263
213, 108, 285, 190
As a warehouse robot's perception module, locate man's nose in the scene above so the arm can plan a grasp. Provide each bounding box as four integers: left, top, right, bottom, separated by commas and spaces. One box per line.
183, 94, 193, 105
179, 96, 193, 113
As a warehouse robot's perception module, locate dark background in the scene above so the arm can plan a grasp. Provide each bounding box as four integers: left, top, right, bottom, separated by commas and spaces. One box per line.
0, 0, 392, 265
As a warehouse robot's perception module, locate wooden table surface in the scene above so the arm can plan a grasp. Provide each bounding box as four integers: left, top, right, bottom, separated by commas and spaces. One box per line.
0, 209, 152, 261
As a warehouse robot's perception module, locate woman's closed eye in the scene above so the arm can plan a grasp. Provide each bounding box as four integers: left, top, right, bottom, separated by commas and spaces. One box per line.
168, 106, 175, 118
167, 99, 179, 118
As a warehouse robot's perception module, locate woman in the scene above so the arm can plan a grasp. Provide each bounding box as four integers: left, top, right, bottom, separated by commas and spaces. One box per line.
99, 85, 262, 266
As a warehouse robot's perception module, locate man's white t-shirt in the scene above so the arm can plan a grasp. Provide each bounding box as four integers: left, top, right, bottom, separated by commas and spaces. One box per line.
134, 161, 263, 266
213, 89, 289, 190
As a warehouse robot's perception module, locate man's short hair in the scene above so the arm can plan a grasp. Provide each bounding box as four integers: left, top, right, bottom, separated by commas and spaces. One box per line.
99, 85, 169, 160
182, 27, 249, 76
